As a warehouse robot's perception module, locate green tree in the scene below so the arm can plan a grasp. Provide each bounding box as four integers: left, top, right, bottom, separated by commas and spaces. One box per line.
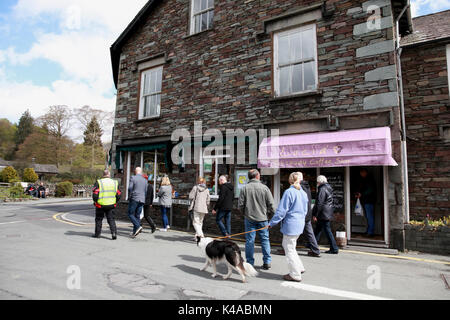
0, 119, 17, 160
15, 110, 34, 147
15, 126, 73, 166
1, 166, 18, 183
23, 168, 39, 183
83, 116, 105, 169
55, 181, 73, 197
83, 116, 103, 147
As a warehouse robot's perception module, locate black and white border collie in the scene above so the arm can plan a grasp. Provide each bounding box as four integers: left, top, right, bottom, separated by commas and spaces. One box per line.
196, 236, 258, 283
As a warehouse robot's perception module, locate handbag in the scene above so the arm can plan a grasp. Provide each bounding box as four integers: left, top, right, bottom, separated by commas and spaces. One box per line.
354, 198, 364, 216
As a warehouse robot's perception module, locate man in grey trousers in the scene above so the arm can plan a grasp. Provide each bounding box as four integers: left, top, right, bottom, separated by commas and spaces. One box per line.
127, 167, 147, 237
238, 169, 275, 270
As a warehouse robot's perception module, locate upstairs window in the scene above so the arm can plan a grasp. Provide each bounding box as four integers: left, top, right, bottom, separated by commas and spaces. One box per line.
190, 0, 214, 35
273, 24, 318, 97
139, 66, 162, 119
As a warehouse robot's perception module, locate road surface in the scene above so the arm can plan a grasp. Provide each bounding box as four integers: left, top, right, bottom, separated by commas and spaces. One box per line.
0, 199, 449, 300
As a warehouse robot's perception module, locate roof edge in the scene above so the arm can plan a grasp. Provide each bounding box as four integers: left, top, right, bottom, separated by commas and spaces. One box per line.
110, 0, 161, 88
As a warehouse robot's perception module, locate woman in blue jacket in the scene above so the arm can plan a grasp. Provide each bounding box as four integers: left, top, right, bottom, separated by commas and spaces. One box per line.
269, 172, 309, 282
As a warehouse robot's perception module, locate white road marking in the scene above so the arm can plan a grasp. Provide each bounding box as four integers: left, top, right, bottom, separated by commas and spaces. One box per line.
0, 221, 26, 226
281, 282, 392, 300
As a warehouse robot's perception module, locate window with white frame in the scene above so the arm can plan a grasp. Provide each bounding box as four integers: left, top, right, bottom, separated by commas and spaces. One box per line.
273, 24, 318, 97
199, 147, 230, 198
139, 66, 162, 119
190, 0, 214, 35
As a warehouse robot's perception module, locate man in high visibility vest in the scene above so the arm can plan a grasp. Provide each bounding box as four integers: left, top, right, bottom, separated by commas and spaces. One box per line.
92, 170, 121, 240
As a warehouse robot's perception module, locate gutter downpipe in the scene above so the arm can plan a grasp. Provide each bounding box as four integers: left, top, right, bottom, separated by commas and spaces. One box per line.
395, 1, 410, 223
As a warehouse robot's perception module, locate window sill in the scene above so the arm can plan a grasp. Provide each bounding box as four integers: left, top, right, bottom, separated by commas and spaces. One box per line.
182, 28, 215, 39
269, 89, 323, 103
134, 115, 161, 123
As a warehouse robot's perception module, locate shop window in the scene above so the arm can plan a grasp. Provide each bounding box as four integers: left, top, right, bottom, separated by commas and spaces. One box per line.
273, 24, 318, 97
199, 148, 230, 197
139, 66, 162, 119
127, 150, 168, 201
190, 0, 214, 35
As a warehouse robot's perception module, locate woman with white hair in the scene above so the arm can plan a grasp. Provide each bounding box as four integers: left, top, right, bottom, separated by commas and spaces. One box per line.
268, 172, 309, 282
312, 175, 339, 254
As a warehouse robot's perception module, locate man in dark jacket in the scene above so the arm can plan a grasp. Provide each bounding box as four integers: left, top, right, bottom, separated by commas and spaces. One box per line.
142, 176, 156, 233
312, 175, 339, 254
92, 170, 121, 240
212, 175, 234, 236
127, 167, 148, 237
37, 182, 46, 198
301, 180, 321, 257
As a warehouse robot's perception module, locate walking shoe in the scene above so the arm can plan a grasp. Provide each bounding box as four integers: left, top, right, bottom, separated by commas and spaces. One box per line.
91, 234, 100, 238
132, 226, 143, 237
151, 226, 156, 234
160, 228, 167, 232
111, 233, 117, 240
283, 274, 301, 282
307, 251, 321, 257
262, 263, 271, 270
167, 225, 170, 229
325, 250, 339, 254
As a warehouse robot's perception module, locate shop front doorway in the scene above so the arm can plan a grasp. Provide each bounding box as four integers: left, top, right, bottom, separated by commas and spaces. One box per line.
349, 166, 386, 243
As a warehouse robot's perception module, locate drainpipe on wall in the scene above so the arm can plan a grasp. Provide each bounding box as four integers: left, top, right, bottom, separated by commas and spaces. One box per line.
395, 1, 411, 223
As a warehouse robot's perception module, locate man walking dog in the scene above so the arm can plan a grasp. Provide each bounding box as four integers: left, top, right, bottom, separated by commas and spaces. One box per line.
238, 169, 275, 270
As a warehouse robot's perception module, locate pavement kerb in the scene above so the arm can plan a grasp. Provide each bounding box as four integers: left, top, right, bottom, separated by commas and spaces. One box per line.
54, 211, 450, 266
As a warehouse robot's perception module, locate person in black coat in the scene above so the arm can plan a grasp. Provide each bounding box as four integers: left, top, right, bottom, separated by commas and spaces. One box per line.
312, 175, 339, 254
301, 180, 321, 257
212, 175, 234, 236
37, 182, 46, 198
142, 176, 156, 233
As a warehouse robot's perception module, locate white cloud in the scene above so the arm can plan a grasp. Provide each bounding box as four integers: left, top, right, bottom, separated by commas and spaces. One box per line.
12, 0, 149, 35
3, 31, 115, 93
0, 0, 149, 142
411, 0, 450, 17
0, 79, 116, 142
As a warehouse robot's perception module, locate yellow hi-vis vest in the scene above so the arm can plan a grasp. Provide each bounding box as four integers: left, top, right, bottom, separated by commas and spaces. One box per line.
97, 178, 118, 206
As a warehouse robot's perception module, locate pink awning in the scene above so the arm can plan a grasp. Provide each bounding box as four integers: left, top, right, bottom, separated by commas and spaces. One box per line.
258, 127, 398, 168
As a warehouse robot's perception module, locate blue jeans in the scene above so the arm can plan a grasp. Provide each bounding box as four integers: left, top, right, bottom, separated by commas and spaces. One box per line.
160, 206, 170, 228
216, 210, 231, 236
314, 220, 339, 253
128, 200, 144, 233
364, 204, 375, 235
244, 219, 271, 265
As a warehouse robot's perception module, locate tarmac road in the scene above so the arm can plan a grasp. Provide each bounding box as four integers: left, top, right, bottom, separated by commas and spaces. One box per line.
0, 199, 449, 300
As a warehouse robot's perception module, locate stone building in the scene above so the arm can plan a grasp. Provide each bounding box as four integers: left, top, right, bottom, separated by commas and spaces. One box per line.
400, 9, 450, 221
110, 0, 415, 250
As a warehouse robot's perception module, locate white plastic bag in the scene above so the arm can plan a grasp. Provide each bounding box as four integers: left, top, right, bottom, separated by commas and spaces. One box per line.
354, 198, 364, 216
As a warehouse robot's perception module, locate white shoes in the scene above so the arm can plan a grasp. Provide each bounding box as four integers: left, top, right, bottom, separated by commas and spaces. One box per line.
160, 228, 167, 232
